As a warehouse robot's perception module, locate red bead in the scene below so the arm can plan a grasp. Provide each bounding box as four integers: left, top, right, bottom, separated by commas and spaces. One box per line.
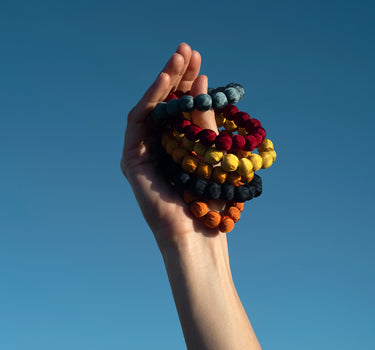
184, 125, 202, 141
171, 116, 191, 132
231, 135, 246, 150
244, 135, 258, 151
215, 133, 232, 151
174, 90, 185, 98
165, 93, 178, 101
199, 129, 217, 146
222, 105, 239, 120
255, 127, 266, 138
250, 118, 262, 128
254, 133, 264, 147
233, 112, 250, 127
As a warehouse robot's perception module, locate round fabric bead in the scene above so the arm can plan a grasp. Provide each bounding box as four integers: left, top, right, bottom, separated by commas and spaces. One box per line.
193, 142, 209, 157
150, 102, 168, 125
215, 133, 232, 151
204, 182, 221, 200
226, 207, 241, 223
204, 148, 223, 165
181, 155, 199, 172
238, 158, 253, 177
182, 137, 195, 151
184, 125, 202, 141
188, 177, 208, 196
249, 154, 263, 171
212, 167, 228, 184
190, 201, 209, 218
199, 129, 217, 146
260, 152, 273, 169
231, 135, 246, 150
258, 138, 274, 152
179, 95, 195, 112
211, 91, 228, 109
224, 87, 241, 104
233, 112, 250, 127
219, 216, 235, 233
222, 104, 239, 120
221, 154, 240, 172
204, 211, 222, 228
234, 186, 251, 202
171, 116, 191, 132
166, 98, 180, 116
195, 94, 212, 111
220, 183, 235, 201
227, 172, 242, 186
196, 162, 213, 179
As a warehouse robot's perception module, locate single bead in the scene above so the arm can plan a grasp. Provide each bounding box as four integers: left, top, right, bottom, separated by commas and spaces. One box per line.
270, 150, 277, 161
179, 95, 195, 112
222, 105, 239, 120
196, 162, 213, 179
184, 125, 202, 141
257, 138, 274, 152
150, 102, 169, 125
199, 129, 217, 146
226, 207, 241, 223
204, 148, 223, 165
204, 182, 221, 200
171, 116, 191, 133
193, 142, 209, 157
231, 135, 246, 151
219, 216, 235, 233
182, 136, 195, 152
234, 186, 250, 202
212, 167, 228, 184
255, 127, 267, 139
211, 91, 228, 109
181, 155, 199, 172
237, 127, 247, 136
225, 83, 245, 99
227, 201, 245, 212
248, 154, 263, 171
251, 174, 262, 186
195, 94, 212, 111
188, 177, 208, 196
227, 172, 242, 186
190, 201, 209, 218
224, 87, 241, 104
238, 158, 253, 177
241, 171, 254, 183
215, 113, 226, 127
244, 135, 258, 151
215, 133, 232, 151
234, 112, 250, 127
204, 211, 222, 229
171, 170, 191, 188
220, 183, 235, 201
224, 120, 237, 132
221, 154, 239, 172
166, 98, 180, 116
260, 152, 274, 169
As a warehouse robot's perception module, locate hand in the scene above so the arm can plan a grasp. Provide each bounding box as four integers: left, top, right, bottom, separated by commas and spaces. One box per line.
121, 43, 222, 249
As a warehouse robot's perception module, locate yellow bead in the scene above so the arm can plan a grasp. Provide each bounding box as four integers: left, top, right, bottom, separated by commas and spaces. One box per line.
204, 148, 223, 165
237, 127, 247, 136
221, 154, 239, 172
196, 162, 213, 179
182, 136, 195, 152
249, 154, 263, 171
215, 113, 226, 127
181, 155, 199, 172
212, 167, 228, 184
257, 138, 274, 152
227, 172, 242, 185
238, 158, 253, 176
172, 148, 188, 164
241, 171, 254, 183
193, 142, 209, 157
224, 120, 237, 132
260, 152, 274, 169
270, 150, 277, 162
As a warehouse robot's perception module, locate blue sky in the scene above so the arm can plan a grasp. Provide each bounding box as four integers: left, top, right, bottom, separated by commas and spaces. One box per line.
1, 0, 374, 349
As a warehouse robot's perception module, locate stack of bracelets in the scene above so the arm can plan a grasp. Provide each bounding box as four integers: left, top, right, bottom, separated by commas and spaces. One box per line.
151, 83, 277, 233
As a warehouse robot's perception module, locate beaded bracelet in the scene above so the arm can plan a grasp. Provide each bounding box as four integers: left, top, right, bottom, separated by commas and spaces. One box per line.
161, 154, 262, 202
162, 130, 277, 181
169, 107, 266, 152
151, 83, 245, 126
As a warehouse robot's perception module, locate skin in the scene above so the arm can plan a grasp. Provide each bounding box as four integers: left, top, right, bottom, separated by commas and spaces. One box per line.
121, 43, 262, 350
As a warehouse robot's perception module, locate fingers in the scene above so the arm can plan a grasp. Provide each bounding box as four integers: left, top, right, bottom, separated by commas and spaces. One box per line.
190, 75, 219, 134
177, 50, 201, 93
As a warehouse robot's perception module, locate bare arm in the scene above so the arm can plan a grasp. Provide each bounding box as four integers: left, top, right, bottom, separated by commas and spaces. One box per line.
121, 43, 262, 350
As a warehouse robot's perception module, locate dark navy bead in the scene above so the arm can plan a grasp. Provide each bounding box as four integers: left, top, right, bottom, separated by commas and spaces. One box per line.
211, 92, 228, 109
220, 183, 234, 201
151, 102, 168, 125
207, 87, 215, 96
234, 186, 250, 202
224, 87, 241, 104
188, 177, 208, 196
166, 98, 180, 116
179, 95, 195, 112
172, 171, 191, 187
250, 174, 262, 186
195, 94, 212, 111
253, 183, 262, 197
215, 86, 226, 93
204, 182, 221, 200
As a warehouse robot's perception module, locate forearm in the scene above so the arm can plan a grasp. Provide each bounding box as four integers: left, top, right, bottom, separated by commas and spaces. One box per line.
161, 234, 262, 350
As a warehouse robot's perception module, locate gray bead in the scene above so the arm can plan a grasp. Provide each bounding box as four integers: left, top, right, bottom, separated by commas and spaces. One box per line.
195, 94, 212, 111
211, 91, 228, 109
166, 98, 180, 116
179, 95, 195, 112
207, 87, 215, 95
150, 102, 168, 125
224, 87, 241, 104
226, 83, 245, 99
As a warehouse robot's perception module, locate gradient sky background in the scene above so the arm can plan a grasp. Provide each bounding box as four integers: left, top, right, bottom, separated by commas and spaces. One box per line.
1, 0, 374, 349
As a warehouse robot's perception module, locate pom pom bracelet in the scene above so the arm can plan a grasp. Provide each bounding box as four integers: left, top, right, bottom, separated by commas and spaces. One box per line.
150, 83, 245, 126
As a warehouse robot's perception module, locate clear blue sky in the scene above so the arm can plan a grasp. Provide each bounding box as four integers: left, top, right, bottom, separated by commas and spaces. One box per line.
1, 0, 374, 349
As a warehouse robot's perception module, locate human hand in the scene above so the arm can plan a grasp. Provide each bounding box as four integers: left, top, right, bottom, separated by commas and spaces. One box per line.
121, 43, 223, 250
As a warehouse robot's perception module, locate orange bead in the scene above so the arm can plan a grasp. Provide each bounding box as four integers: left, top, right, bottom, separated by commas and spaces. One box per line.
181, 155, 199, 173
227, 172, 242, 186
196, 162, 213, 179
241, 171, 254, 183
182, 190, 199, 204
204, 211, 222, 228
212, 167, 228, 184
225, 207, 241, 223
219, 216, 235, 233
226, 201, 245, 212
189, 201, 209, 218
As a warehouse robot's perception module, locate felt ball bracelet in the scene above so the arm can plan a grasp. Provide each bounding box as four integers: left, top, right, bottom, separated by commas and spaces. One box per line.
160, 153, 263, 202
161, 130, 277, 181
151, 83, 245, 126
